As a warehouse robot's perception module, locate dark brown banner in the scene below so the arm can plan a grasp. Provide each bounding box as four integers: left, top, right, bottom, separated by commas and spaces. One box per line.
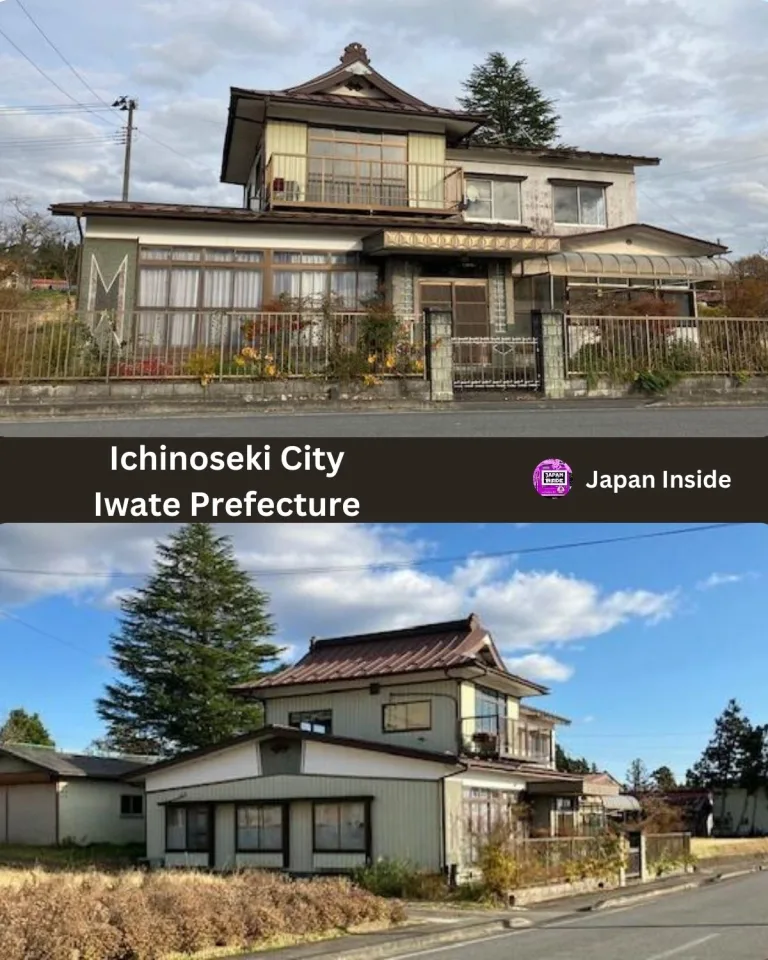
0, 438, 765, 522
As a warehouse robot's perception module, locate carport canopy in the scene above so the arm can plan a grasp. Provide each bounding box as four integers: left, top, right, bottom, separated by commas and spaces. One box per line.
516, 252, 734, 281
603, 795, 643, 814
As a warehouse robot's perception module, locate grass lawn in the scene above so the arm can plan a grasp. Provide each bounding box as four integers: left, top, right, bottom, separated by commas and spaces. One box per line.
691, 837, 768, 860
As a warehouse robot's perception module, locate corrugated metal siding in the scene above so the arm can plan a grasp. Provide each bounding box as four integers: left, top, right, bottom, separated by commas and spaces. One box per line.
265, 121, 308, 197
147, 775, 442, 871
408, 134, 446, 209
0, 787, 7, 843
266, 679, 461, 754
57, 781, 145, 845
7, 783, 57, 844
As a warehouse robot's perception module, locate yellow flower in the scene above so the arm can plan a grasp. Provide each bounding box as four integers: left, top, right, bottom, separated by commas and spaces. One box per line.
384, 354, 396, 370
414, 359, 425, 373
241, 346, 259, 360
265, 364, 277, 378
234, 355, 246, 367
367, 354, 376, 366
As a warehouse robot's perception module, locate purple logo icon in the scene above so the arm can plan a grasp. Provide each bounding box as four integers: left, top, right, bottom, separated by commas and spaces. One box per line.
533, 459, 572, 498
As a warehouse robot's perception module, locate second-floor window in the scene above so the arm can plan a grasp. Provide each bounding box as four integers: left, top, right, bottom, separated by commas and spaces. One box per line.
308, 128, 408, 207
465, 178, 521, 222
553, 183, 607, 226
382, 700, 432, 732
289, 709, 332, 734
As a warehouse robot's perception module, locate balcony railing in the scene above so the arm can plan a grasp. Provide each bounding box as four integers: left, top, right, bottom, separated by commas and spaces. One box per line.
264, 153, 464, 214
460, 716, 554, 766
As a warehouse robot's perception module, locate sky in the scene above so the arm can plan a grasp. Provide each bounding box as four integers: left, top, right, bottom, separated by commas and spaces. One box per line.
0, 522, 764, 784
0, 0, 767, 255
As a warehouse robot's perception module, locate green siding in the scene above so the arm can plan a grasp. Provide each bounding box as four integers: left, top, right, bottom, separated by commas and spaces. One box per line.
147, 774, 443, 872
265, 679, 461, 754
215, 803, 236, 870
79, 237, 138, 316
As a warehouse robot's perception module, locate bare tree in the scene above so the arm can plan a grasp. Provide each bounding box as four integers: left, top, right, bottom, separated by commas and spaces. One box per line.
0, 196, 80, 289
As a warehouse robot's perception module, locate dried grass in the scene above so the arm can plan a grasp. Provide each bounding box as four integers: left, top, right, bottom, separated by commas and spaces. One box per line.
0, 867, 406, 960
691, 837, 768, 859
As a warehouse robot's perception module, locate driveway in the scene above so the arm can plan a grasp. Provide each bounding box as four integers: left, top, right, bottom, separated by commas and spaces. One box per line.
395, 872, 768, 960
2, 402, 767, 437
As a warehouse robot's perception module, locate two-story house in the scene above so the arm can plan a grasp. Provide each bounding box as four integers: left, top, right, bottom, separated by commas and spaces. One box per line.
51, 42, 731, 382
127, 615, 621, 877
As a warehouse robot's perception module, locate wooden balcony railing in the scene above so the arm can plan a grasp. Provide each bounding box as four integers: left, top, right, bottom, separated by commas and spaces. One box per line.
264, 153, 464, 214
460, 715, 554, 766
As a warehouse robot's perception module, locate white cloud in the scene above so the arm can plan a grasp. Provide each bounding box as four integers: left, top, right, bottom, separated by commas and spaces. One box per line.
1, 0, 767, 252
506, 653, 573, 683
0, 525, 678, 687
696, 572, 756, 590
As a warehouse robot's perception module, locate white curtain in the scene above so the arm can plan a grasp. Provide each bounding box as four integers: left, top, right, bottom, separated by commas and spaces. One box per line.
168, 269, 199, 347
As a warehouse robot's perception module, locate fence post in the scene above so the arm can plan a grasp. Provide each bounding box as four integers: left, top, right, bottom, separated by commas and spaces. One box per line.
619, 835, 628, 887
425, 308, 454, 402
639, 833, 649, 882
534, 310, 567, 399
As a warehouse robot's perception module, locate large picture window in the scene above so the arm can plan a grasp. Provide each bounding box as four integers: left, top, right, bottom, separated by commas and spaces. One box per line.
165, 804, 210, 852
313, 801, 368, 853
553, 183, 607, 226
308, 128, 408, 207
236, 804, 284, 852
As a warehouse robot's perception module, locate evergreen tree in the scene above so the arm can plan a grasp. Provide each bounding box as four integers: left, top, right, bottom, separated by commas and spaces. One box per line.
459, 53, 561, 147
625, 758, 652, 793
96, 524, 283, 755
0, 708, 54, 746
686, 700, 754, 789
555, 743, 595, 775
650, 765, 678, 793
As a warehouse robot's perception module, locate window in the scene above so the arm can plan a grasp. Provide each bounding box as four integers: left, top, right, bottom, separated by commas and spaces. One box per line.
165, 804, 210, 852
553, 183, 607, 226
236, 804, 284, 851
271, 252, 379, 309
465, 178, 521, 222
307, 127, 408, 207
382, 700, 431, 732
475, 686, 507, 733
288, 710, 332, 734
313, 801, 368, 853
120, 794, 144, 817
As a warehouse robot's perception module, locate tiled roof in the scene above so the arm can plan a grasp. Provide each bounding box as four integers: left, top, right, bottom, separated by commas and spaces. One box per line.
0, 743, 152, 779
234, 615, 547, 693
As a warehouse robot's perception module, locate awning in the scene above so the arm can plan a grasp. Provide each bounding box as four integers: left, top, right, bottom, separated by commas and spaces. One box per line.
363, 229, 560, 257
516, 252, 734, 281
603, 795, 642, 813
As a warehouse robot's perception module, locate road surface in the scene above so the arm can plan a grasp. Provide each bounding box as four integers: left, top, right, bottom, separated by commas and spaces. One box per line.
400, 872, 768, 960
1, 403, 767, 437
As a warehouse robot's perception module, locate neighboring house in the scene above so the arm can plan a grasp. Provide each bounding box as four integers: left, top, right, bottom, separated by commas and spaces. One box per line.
712, 787, 767, 837
128, 615, 622, 876
0, 743, 148, 846
50, 42, 730, 369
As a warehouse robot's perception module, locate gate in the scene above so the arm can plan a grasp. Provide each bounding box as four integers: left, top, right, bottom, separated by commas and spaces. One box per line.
452, 336, 542, 392
625, 831, 643, 880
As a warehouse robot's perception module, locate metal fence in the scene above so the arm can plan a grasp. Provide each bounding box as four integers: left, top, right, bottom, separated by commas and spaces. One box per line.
0, 310, 426, 382
452, 336, 541, 389
565, 315, 768, 377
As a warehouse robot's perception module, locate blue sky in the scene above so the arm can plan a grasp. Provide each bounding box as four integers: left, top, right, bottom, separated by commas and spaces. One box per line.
0, 522, 764, 783
1, 0, 767, 254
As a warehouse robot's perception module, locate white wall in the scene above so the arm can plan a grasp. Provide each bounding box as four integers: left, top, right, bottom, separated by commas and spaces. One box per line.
3, 783, 57, 844
715, 787, 768, 835
145, 740, 261, 792
302, 740, 455, 780
57, 780, 145, 845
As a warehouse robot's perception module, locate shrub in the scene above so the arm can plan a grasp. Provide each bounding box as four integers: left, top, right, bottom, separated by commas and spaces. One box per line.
0, 867, 404, 960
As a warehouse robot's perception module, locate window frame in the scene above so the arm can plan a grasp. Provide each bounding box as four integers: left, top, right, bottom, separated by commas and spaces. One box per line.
234, 802, 287, 856
551, 181, 608, 226
381, 700, 432, 733
288, 709, 333, 735
464, 176, 523, 223
312, 798, 371, 855
120, 794, 144, 818
165, 803, 212, 854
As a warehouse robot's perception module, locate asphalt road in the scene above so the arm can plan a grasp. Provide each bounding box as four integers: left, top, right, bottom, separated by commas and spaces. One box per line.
1, 403, 767, 437
401, 872, 768, 960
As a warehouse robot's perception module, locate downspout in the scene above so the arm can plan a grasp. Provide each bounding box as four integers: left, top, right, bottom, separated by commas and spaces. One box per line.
75, 216, 84, 307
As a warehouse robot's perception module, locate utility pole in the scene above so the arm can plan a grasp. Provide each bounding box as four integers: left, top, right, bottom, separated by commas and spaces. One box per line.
113, 96, 138, 201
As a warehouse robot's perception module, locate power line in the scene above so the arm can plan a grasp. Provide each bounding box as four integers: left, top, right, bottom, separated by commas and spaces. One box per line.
0, 104, 114, 114
0, 25, 118, 129
0, 524, 745, 581
13, 0, 114, 109
0, 607, 96, 658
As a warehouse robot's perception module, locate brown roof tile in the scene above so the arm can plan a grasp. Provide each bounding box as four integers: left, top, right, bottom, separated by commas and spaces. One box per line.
234, 615, 548, 693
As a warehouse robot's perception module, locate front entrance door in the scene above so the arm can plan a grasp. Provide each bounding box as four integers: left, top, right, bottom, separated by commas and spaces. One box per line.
419, 279, 490, 339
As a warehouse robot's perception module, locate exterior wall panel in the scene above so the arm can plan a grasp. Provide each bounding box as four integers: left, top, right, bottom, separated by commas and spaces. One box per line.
265, 121, 308, 198
57, 780, 145, 845
6, 783, 57, 844
408, 133, 447, 209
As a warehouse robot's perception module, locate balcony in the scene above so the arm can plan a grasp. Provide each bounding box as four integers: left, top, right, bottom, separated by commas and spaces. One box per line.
264, 153, 464, 215
460, 715, 554, 766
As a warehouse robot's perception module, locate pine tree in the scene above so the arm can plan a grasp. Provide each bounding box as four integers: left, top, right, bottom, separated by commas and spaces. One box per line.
625, 758, 651, 793
0, 708, 54, 746
651, 765, 677, 793
459, 53, 562, 147
555, 743, 595, 775
96, 524, 283, 755
686, 699, 754, 788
